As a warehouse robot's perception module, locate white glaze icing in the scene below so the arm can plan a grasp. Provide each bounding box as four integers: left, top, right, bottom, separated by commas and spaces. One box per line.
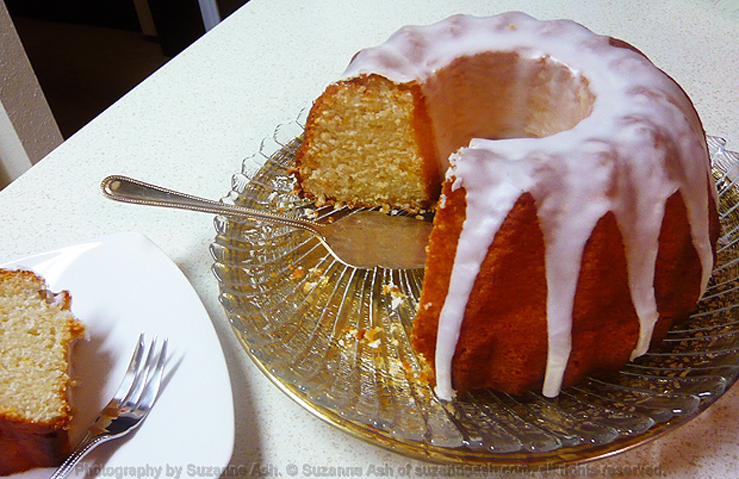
342, 13, 716, 400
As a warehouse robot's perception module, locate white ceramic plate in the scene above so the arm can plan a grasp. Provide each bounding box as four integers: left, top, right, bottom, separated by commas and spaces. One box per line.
2, 232, 234, 478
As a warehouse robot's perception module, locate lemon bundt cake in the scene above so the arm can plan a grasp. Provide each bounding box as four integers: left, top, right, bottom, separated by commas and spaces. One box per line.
0, 269, 86, 475
294, 13, 720, 400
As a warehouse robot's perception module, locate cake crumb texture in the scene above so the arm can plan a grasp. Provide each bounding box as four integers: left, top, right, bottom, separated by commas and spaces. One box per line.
295, 74, 440, 211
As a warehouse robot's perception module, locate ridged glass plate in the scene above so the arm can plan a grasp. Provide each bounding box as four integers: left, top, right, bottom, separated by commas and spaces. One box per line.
211, 116, 739, 466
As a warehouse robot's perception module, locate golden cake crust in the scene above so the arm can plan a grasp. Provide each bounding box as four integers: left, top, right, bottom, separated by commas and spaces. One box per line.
411, 187, 719, 396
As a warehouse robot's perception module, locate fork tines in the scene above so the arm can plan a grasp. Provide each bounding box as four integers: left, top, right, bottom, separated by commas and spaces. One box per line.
115, 333, 168, 413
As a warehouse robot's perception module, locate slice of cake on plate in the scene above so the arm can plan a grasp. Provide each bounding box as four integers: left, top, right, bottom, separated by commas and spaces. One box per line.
0, 269, 85, 475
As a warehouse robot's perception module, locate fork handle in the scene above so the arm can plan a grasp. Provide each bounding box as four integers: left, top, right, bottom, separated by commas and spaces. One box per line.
100, 175, 322, 234
49, 433, 112, 479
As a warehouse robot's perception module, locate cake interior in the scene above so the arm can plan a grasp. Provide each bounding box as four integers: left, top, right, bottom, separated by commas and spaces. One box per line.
0, 273, 80, 427
298, 74, 440, 211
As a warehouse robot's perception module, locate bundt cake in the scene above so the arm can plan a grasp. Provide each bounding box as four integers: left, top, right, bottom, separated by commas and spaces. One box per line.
0, 269, 86, 475
294, 13, 720, 400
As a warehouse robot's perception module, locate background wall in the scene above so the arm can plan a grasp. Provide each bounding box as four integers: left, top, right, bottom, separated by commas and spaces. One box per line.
0, 0, 249, 190
0, 0, 62, 190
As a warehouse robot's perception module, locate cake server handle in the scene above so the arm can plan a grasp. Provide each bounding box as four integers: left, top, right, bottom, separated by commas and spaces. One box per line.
100, 175, 322, 234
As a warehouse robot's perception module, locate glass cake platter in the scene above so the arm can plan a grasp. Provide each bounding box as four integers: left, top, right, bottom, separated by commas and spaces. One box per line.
210, 115, 739, 466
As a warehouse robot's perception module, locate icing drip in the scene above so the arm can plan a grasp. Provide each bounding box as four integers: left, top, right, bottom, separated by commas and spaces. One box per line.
434, 151, 528, 400
343, 13, 715, 400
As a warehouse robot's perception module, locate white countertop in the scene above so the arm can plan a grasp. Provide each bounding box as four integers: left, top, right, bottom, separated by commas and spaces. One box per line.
2, 0, 738, 477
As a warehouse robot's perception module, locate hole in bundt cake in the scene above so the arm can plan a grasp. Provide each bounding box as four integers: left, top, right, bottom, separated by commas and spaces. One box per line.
424, 52, 595, 161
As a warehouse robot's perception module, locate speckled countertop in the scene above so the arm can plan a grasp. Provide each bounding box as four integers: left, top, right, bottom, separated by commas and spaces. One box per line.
1, 0, 738, 477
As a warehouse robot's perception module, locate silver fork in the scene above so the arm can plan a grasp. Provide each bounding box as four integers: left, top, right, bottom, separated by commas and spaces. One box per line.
50, 333, 168, 479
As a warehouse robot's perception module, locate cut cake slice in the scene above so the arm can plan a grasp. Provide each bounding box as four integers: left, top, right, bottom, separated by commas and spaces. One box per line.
0, 269, 85, 475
